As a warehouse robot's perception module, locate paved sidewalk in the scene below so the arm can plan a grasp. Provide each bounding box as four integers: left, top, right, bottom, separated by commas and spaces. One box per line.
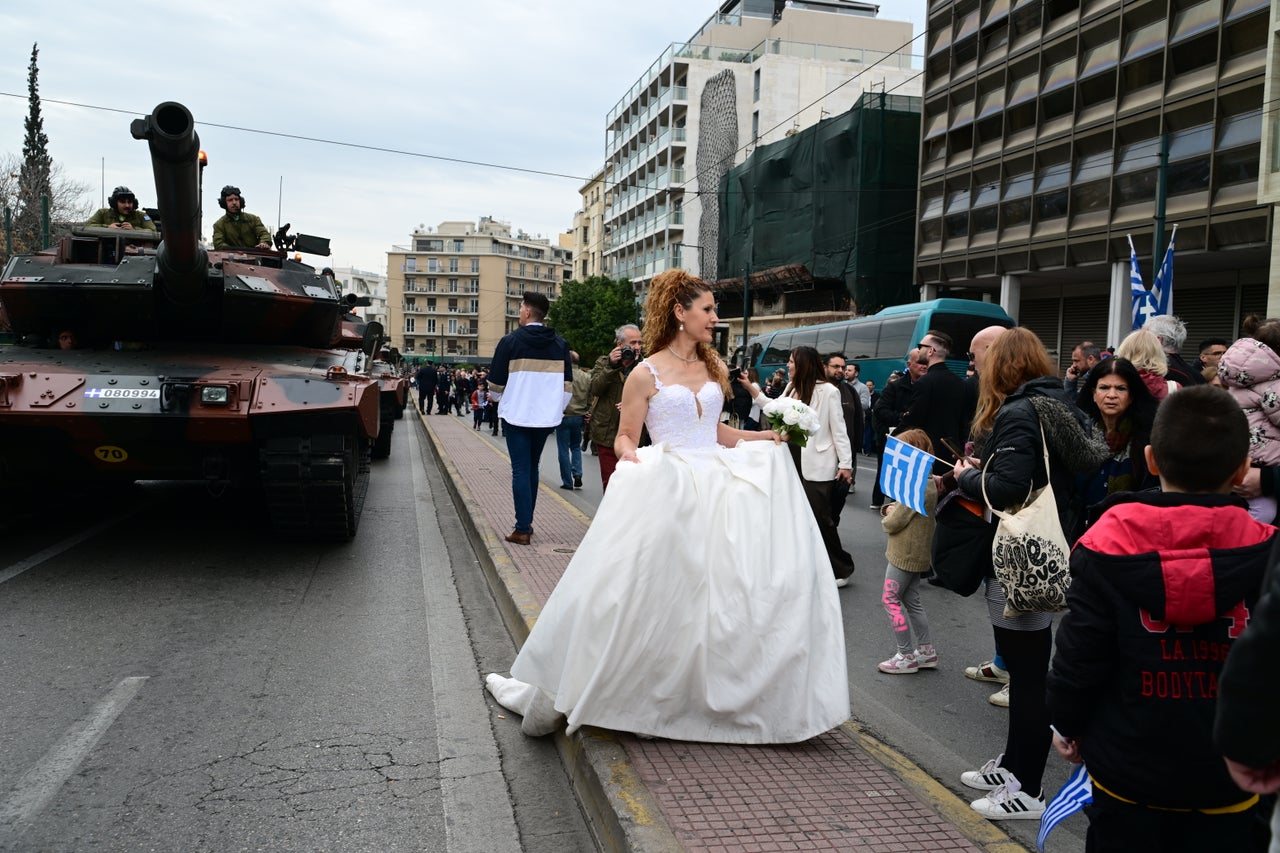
419, 411, 1025, 853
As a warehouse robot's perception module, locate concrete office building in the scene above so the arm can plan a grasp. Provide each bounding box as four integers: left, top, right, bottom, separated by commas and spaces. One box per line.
603, 0, 920, 290
386, 217, 570, 365
1259, 2, 1280, 310
917, 0, 1269, 360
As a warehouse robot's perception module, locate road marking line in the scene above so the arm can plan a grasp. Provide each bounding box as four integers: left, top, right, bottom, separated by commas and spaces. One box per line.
0, 677, 149, 841
0, 510, 140, 585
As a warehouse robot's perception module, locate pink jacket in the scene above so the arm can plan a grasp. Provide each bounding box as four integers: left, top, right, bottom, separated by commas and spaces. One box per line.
1219, 338, 1280, 465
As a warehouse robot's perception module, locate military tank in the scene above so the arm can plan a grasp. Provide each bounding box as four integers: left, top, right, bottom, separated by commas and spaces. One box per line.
0, 101, 381, 539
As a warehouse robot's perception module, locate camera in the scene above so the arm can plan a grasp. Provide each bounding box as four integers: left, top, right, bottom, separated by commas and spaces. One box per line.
620, 346, 638, 363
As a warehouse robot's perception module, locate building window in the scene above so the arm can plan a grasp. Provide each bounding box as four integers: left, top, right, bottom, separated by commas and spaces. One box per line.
427, 278, 437, 292
470, 298, 479, 312
453, 239, 464, 252
470, 258, 479, 273
405, 257, 416, 271
427, 258, 439, 272
753, 68, 760, 102
449, 257, 459, 272
449, 278, 459, 292
427, 298, 436, 311
405, 317, 415, 332
406, 297, 416, 310
752, 111, 759, 141
427, 318, 437, 333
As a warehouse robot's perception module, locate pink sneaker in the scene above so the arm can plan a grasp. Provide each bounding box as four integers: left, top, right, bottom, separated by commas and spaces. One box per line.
877, 652, 919, 674
912, 647, 938, 669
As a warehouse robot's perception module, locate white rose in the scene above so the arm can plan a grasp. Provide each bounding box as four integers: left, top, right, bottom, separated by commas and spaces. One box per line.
782, 408, 801, 426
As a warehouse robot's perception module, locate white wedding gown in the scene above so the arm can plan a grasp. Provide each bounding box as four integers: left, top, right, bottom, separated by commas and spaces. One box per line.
486, 361, 850, 743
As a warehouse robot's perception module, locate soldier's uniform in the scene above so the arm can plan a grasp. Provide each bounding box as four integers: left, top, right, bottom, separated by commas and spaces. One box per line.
85, 207, 156, 231
212, 212, 271, 249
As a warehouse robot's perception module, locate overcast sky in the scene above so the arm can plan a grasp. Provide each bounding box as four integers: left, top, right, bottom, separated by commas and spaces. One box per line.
0, 1, 926, 274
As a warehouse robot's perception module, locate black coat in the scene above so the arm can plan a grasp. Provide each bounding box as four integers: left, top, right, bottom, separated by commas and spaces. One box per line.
872, 371, 911, 438
835, 381, 863, 458
900, 362, 969, 466
1216, 538, 1280, 771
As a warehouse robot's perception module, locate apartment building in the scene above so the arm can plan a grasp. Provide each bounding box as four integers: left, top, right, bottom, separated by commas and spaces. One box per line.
572, 166, 609, 281
1259, 3, 1280, 309
917, 0, 1269, 360
386, 217, 571, 365
603, 0, 920, 289
331, 266, 388, 328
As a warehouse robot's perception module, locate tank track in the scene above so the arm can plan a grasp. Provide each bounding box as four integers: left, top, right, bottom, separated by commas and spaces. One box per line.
259, 434, 370, 540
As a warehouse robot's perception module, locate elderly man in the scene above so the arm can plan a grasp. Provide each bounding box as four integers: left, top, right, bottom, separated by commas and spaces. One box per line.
488, 292, 572, 545
588, 323, 642, 492
1144, 315, 1206, 386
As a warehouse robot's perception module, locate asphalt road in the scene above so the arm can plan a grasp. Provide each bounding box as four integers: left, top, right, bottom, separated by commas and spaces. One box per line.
0, 424, 594, 853
465, 414, 1087, 853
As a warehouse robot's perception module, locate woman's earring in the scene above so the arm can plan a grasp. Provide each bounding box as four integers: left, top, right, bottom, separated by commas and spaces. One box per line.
679, 322, 684, 332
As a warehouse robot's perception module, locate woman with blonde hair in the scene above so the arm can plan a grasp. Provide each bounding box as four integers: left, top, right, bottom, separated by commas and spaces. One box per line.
486, 269, 850, 744
1115, 329, 1176, 399
951, 327, 1108, 822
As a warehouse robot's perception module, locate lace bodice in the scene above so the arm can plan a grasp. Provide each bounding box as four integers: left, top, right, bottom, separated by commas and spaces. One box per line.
642, 360, 721, 449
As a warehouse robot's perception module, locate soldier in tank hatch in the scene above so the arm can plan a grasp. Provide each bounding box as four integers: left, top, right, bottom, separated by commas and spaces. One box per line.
211, 185, 271, 249
85, 186, 156, 231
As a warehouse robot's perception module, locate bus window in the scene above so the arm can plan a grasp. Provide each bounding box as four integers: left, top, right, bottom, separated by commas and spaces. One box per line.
764, 333, 792, 365
791, 329, 819, 352
814, 326, 844, 356
845, 320, 878, 360
876, 316, 918, 360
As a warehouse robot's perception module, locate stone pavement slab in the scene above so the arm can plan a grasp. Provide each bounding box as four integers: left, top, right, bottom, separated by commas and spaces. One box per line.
418, 411, 1024, 853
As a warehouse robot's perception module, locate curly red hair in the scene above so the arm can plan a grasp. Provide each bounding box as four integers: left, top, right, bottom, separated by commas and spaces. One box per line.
642, 269, 729, 395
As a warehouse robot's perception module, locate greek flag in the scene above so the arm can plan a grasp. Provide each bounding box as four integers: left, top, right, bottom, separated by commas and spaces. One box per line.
1037, 763, 1092, 851
1150, 224, 1177, 317
879, 435, 935, 515
1128, 234, 1157, 331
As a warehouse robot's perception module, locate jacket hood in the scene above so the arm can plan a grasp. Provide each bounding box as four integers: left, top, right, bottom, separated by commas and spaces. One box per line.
1078, 492, 1274, 626
1219, 338, 1280, 390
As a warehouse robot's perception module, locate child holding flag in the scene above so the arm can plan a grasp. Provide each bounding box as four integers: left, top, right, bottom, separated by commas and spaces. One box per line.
876, 428, 940, 674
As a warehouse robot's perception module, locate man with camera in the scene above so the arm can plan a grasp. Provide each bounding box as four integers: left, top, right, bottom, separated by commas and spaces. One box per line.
588, 323, 642, 492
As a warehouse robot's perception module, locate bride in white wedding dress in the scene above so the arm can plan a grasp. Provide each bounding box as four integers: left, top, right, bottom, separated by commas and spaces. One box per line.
485, 270, 849, 744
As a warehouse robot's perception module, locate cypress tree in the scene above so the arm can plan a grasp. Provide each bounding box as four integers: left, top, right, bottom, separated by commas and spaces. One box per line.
15, 43, 52, 252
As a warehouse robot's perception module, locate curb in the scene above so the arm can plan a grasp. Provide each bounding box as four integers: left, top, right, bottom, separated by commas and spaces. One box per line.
417, 414, 684, 853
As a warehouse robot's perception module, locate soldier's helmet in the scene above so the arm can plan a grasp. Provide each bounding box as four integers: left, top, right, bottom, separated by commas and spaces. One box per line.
218, 185, 244, 210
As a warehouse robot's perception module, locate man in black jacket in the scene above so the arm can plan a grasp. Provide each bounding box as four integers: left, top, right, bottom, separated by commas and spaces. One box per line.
1048, 387, 1273, 850
900, 330, 970, 473
414, 362, 437, 414
823, 352, 862, 521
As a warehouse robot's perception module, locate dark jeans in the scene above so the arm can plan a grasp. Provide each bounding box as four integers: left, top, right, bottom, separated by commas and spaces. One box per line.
556, 415, 584, 486
417, 386, 434, 413
790, 445, 854, 579
992, 624, 1052, 796
505, 424, 553, 534
871, 449, 886, 506
830, 478, 850, 525
1084, 786, 1270, 853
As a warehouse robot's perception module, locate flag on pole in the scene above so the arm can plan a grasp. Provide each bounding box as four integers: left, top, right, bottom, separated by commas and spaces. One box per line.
1150, 224, 1177, 317
1128, 234, 1157, 330
879, 435, 935, 515
1037, 762, 1093, 851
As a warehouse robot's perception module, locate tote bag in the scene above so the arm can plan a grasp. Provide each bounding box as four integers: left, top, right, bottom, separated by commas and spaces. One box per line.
981, 421, 1071, 618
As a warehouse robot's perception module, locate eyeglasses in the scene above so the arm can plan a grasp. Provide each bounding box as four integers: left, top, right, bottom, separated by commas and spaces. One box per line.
917, 341, 935, 351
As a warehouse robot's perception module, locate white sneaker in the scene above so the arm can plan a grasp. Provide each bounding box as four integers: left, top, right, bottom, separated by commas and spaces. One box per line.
964, 660, 1010, 683
970, 782, 1045, 820
835, 576, 850, 588
989, 683, 1010, 707
961, 754, 1012, 791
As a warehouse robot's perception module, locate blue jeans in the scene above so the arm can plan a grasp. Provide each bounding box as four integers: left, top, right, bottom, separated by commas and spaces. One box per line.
505, 424, 553, 534
555, 415, 584, 486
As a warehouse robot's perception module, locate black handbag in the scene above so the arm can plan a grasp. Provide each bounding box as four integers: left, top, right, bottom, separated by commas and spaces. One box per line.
930, 492, 994, 596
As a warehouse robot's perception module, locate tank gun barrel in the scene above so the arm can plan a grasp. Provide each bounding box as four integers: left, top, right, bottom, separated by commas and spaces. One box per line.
130, 102, 206, 305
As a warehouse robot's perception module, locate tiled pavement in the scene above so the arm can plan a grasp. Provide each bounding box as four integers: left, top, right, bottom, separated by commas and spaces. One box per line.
418, 411, 1025, 853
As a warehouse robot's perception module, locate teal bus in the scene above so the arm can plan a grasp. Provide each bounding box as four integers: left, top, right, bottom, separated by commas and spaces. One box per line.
736, 299, 1015, 389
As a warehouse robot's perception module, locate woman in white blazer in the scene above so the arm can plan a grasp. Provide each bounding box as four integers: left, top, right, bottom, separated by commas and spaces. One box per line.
760, 345, 855, 584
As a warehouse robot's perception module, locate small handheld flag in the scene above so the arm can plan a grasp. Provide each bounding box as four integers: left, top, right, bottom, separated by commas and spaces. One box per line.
879, 435, 935, 515
1037, 762, 1092, 851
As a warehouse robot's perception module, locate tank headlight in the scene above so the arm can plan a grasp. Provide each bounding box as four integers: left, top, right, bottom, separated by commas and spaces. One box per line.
201, 386, 230, 405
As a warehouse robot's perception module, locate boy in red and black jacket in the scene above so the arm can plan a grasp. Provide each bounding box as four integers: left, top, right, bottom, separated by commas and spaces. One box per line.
1047, 385, 1275, 852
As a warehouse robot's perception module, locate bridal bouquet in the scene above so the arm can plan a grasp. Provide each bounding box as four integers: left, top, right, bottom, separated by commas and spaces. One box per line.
761, 397, 821, 448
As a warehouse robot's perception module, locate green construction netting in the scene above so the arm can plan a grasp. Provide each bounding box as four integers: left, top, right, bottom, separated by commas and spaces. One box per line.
717, 92, 921, 313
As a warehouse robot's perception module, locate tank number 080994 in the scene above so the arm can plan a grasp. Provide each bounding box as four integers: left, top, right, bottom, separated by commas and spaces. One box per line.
83, 388, 160, 398
94, 446, 129, 463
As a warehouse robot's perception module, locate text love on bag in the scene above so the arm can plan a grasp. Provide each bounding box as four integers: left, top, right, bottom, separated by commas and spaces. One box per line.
981, 421, 1071, 618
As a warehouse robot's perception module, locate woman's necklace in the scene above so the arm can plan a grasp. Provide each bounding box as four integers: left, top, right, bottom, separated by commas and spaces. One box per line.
668, 345, 699, 363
